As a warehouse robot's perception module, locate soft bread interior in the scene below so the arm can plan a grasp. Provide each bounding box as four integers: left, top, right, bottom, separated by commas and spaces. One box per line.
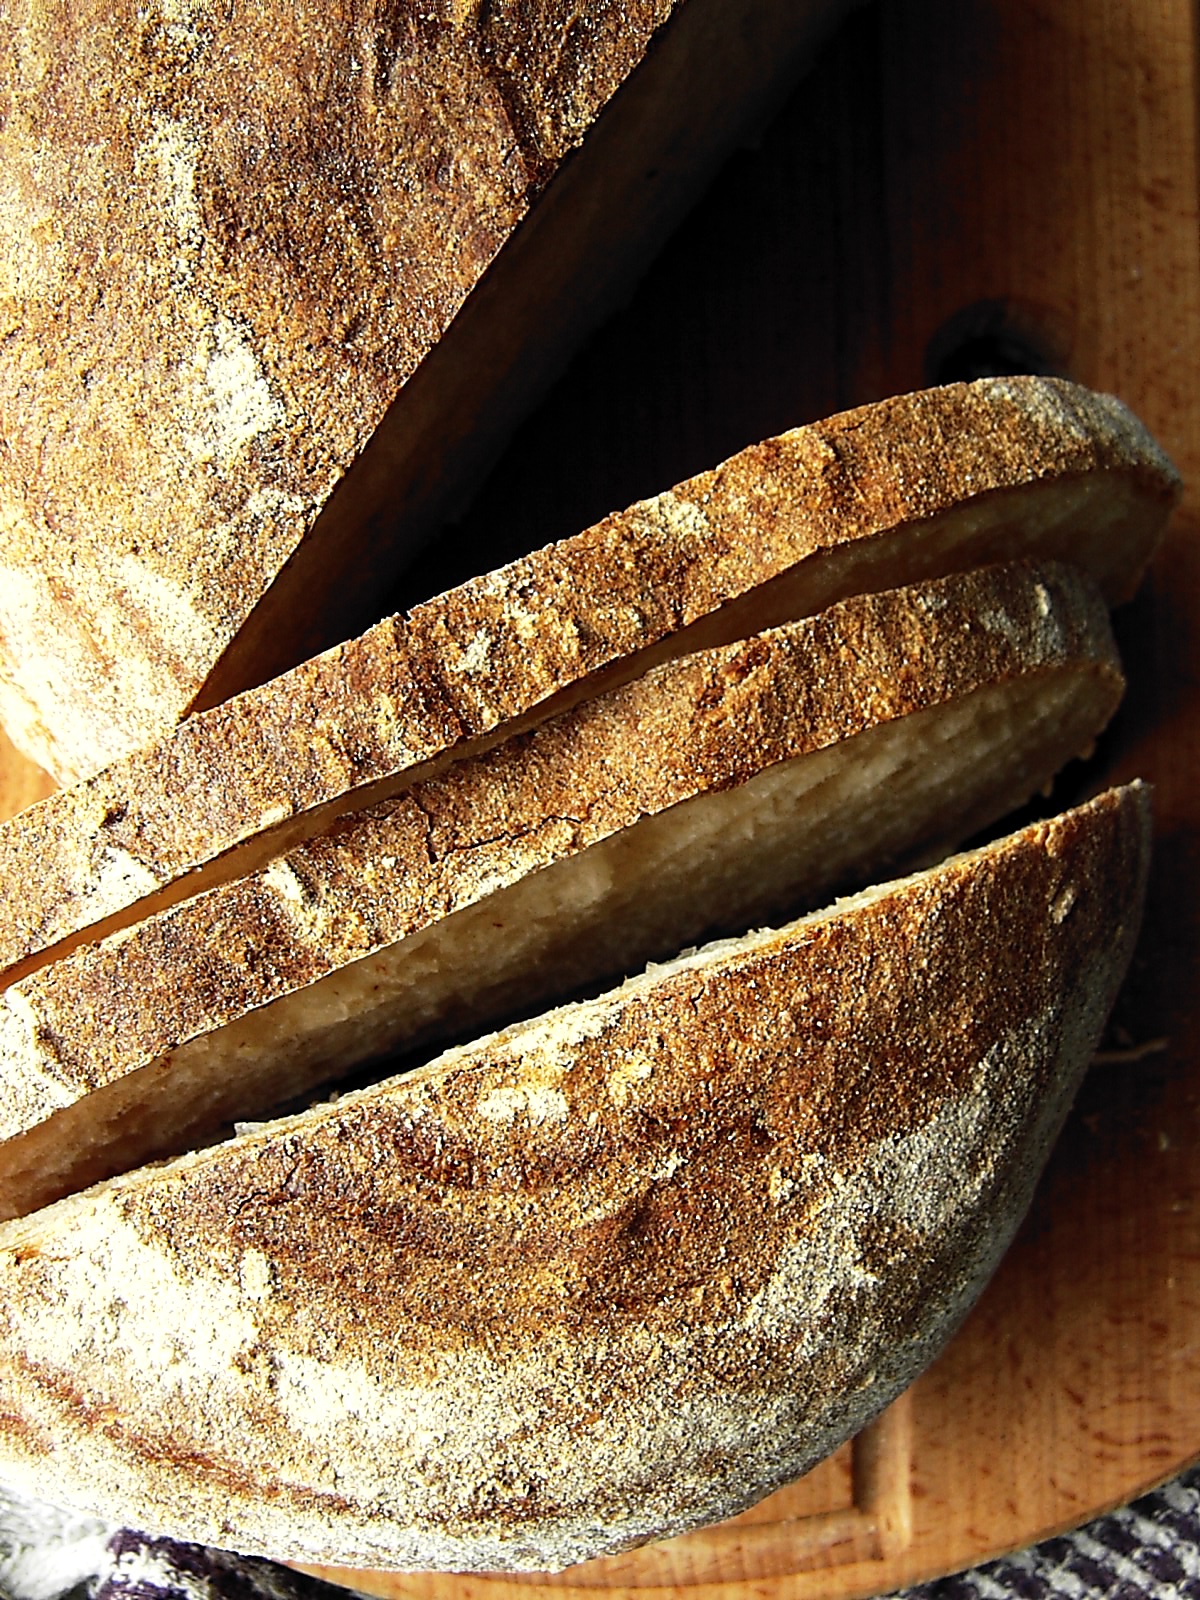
0, 634, 1119, 1219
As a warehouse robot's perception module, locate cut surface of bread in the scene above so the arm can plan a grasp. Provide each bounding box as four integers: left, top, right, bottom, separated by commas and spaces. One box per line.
0, 561, 1123, 1220
0, 0, 854, 783
0, 377, 1177, 992
0, 785, 1151, 1571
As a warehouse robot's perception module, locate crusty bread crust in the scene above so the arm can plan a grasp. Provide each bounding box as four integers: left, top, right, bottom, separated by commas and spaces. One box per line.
0, 378, 1177, 991
0, 0, 856, 783
0, 0, 680, 779
0, 785, 1151, 1571
0, 561, 1124, 1216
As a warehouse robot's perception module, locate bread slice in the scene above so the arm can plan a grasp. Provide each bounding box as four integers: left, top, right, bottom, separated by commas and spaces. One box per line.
0, 378, 1176, 992
0, 561, 1123, 1220
0, 784, 1151, 1571
0, 0, 857, 784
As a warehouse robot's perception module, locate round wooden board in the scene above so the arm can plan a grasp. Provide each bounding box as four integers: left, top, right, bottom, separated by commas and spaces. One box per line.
3, 0, 1197, 1594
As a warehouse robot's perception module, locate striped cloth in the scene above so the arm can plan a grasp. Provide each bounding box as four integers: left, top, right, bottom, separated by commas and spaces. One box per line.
1, 1469, 1199, 1600
887, 1467, 1200, 1600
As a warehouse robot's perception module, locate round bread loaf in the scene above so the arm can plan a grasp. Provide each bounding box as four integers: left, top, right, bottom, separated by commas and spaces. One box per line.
0, 784, 1151, 1572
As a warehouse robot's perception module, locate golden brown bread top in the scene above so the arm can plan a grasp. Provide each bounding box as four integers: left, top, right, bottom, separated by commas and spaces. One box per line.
0, 559, 1124, 1216
0, 0, 869, 782
0, 0, 681, 779
0, 377, 1178, 992
0, 785, 1152, 1570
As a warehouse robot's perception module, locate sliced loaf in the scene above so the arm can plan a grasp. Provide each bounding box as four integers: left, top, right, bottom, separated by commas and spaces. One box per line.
0, 560, 1123, 1219
0, 378, 1176, 991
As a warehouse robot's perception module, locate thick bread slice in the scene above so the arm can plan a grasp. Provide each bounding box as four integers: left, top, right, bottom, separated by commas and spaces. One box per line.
0, 785, 1151, 1570
0, 377, 1177, 990
0, 561, 1123, 1219
0, 0, 854, 783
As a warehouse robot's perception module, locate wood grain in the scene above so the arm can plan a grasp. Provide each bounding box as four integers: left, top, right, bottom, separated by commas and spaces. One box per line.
2, 0, 1197, 1593
0, 726, 53, 821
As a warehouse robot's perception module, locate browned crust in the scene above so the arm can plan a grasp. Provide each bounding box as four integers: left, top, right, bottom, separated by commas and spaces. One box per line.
0, 0, 684, 779
0, 560, 1122, 1176
0, 785, 1152, 1570
0, 377, 1177, 989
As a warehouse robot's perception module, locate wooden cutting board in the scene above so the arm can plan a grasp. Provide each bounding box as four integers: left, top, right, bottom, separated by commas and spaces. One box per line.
2, 0, 1198, 1594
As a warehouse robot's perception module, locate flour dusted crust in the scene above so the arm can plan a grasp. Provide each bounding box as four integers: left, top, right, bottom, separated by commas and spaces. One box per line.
0, 378, 1178, 989
0, 0, 857, 782
0, 0, 674, 778
0, 786, 1151, 1571
0, 560, 1125, 1216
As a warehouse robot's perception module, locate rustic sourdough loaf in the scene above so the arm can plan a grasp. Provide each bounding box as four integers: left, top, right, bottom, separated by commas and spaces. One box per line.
0, 378, 1178, 993
0, 0, 855, 783
0, 560, 1124, 1220
0, 785, 1151, 1571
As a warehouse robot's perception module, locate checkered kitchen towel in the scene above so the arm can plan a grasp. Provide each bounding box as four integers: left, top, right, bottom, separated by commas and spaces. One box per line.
886, 1468, 1200, 1598
1, 1470, 1199, 1600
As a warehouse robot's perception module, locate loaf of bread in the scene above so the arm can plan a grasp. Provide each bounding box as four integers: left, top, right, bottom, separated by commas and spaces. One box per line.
0, 378, 1178, 993
0, 0, 857, 783
0, 560, 1124, 1220
0, 368, 1176, 1574
0, 785, 1151, 1571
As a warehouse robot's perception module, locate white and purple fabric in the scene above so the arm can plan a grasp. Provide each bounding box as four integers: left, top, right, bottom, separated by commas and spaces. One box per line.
2, 1470, 1199, 1600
